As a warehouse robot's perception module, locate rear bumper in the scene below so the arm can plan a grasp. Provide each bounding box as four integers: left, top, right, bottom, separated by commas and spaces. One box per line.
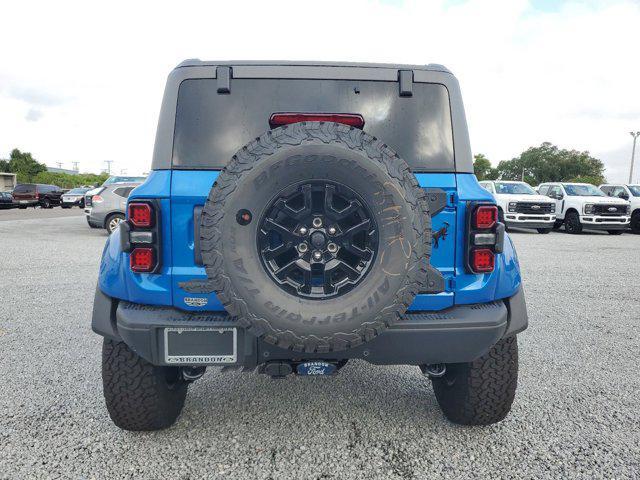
92, 287, 528, 367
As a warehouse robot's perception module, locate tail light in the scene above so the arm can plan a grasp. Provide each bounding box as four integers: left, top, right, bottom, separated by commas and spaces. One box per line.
474, 205, 498, 229
470, 248, 495, 273
92, 195, 104, 204
466, 203, 504, 274
269, 113, 365, 129
121, 200, 161, 273
130, 247, 155, 272
128, 202, 153, 227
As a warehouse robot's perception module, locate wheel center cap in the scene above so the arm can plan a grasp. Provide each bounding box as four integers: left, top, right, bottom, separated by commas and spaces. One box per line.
310, 231, 326, 248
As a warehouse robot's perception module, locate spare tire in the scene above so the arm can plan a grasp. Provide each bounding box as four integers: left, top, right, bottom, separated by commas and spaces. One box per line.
200, 122, 431, 353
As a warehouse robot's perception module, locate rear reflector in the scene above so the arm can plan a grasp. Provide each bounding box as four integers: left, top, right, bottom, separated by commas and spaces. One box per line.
474, 205, 498, 229
470, 248, 495, 273
130, 247, 155, 272
269, 113, 365, 129
128, 202, 153, 227
473, 233, 497, 246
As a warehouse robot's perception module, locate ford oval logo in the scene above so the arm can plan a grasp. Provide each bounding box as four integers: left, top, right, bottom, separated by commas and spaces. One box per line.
608, 207, 617, 212
531, 205, 540, 210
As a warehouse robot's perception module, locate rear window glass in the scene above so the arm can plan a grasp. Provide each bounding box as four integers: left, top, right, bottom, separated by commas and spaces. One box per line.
13, 184, 35, 193
173, 79, 455, 172
113, 187, 135, 198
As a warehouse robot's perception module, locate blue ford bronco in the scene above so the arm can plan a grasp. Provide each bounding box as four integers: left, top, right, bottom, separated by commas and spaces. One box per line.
93, 61, 528, 431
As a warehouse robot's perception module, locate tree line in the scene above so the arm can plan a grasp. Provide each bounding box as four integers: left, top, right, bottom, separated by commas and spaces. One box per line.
473, 142, 606, 186
0, 148, 109, 189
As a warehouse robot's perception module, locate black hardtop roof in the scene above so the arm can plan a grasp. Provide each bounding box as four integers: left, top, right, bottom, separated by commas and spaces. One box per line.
176, 59, 452, 74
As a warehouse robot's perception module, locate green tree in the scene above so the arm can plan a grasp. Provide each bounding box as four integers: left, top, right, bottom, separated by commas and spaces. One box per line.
3, 148, 47, 182
495, 142, 605, 186
1, 148, 109, 187
473, 154, 499, 180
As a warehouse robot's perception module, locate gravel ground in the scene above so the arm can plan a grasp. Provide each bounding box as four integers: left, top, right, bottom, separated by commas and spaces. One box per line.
0, 215, 639, 479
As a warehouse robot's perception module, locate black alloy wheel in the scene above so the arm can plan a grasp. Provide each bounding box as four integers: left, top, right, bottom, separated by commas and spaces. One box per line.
258, 181, 378, 300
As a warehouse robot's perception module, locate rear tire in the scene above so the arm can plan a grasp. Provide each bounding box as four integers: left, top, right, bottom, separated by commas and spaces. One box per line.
631, 211, 640, 234
105, 213, 125, 234
102, 339, 188, 431
432, 336, 518, 426
564, 211, 582, 234
536, 228, 551, 234
607, 230, 624, 235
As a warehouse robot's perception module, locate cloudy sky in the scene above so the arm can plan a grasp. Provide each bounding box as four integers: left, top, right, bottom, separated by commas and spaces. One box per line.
1, 0, 639, 181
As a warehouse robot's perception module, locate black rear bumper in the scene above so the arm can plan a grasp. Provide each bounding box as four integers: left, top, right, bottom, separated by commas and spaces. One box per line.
92, 287, 528, 367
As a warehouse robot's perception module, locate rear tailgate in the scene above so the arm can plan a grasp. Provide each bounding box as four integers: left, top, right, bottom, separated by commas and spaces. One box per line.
170, 170, 457, 312
168, 74, 458, 312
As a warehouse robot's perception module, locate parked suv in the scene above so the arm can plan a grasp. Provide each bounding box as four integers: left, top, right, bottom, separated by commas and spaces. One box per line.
84, 176, 147, 217
599, 184, 640, 234
479, 180, 556, 233
12, 183, 63, 208
92, 61, 528, 431
538, 182, 630, 234
86, 182, 141, 233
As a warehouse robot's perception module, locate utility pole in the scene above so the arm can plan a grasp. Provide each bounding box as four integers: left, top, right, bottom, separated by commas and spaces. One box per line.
72, 162, 79, 172
630, 132, 640, 184
104, 160, 113, 174
56, 162, 63, 169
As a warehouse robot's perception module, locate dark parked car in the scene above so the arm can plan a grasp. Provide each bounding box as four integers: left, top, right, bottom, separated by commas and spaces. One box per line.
0, 191, 15, 209
61, 187, 91, 208
12, 184, 64, 208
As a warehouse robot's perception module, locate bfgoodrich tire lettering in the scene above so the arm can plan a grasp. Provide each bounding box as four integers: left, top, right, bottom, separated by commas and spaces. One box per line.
432, 336, 518, 425
200, 122, 431, 353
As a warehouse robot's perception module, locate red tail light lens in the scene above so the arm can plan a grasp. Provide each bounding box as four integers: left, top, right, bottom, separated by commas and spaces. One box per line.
471, 248, 495, 273
128, 202, 153, 227
130, 247, 155, 273
269, 113, 365, 129
92, 195, 103, 204
474, 205, 498, 229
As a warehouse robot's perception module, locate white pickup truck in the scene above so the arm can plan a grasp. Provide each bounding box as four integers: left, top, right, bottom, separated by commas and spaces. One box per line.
538, 182, 630, 234
599, 184, 640, 234
479, 180, 556, 233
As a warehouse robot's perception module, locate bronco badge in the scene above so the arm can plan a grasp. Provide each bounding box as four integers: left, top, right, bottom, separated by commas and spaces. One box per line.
184, 297, 208, 307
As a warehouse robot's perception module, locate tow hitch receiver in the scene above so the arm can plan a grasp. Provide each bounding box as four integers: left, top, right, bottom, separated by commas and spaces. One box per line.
261, 360, 346, 378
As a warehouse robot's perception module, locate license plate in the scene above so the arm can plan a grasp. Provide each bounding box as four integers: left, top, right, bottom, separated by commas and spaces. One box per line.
164, 327, 237, 364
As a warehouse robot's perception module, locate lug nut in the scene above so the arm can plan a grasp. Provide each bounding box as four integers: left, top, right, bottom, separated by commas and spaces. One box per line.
298, 243, 308, 253
312, 217, 323, 228
327, 243, 338, 253
328, 226, 336, 235
312, 251, 323, 261
299, 226, 308, 235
